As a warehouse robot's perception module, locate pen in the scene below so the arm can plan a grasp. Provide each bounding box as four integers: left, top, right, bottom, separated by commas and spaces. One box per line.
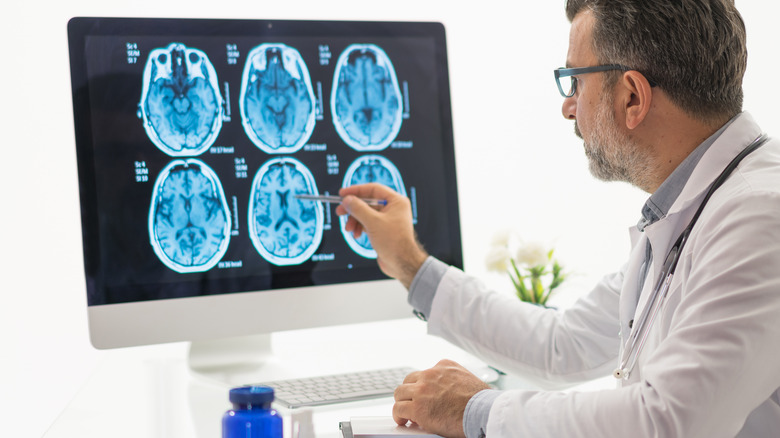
294, 194, 388, 207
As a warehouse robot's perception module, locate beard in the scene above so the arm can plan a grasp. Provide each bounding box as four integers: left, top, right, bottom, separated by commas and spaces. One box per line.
575, 96, 654, 189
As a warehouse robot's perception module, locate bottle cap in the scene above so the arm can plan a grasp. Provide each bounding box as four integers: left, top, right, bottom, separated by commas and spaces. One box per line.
229, 386, 275, 405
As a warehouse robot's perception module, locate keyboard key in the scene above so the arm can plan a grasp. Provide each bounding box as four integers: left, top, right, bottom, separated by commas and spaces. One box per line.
254, 367, 415, 408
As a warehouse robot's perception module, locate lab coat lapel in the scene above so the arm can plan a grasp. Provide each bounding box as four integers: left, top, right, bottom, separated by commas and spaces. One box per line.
636, 113, 763, 319
633, 112, 762, 323
621, 112, 763, 381
620, 227, 647, 342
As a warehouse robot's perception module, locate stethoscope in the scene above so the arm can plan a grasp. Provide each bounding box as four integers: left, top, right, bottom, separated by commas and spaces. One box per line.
613, 133, 770, 380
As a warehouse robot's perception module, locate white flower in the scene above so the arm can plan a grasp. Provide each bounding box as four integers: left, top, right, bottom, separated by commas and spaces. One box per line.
490, 228, 516, 247
515, 242, 549, 267
485, 246, 511, 272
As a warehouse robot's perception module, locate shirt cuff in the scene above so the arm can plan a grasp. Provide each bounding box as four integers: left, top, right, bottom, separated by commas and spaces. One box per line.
464, 389, 500, 438
407, 256, 449, 321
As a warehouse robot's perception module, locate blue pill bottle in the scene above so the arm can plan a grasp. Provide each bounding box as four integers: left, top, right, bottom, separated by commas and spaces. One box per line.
223, 386, 283, 438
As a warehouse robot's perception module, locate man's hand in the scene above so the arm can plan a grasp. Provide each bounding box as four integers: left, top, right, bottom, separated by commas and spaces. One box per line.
392, 360, 491, 438
336, 183, 428, 289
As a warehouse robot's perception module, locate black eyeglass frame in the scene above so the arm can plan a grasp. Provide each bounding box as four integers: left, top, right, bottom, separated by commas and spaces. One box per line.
554, 64, 657, 98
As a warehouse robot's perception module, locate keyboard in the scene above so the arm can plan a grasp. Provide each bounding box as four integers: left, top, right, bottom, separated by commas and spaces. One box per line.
256, 366, 416, 408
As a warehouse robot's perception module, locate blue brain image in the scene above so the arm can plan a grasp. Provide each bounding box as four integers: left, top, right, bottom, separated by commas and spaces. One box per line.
339, 155, 406, 258
139, 43, 223, 156
248, 157, 323, 265
331, 44, 403, 152
148, 159, 231, 273
240, 44, 316, 154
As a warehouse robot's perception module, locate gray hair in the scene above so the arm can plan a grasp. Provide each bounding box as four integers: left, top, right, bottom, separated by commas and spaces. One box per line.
565, 0, 747, 122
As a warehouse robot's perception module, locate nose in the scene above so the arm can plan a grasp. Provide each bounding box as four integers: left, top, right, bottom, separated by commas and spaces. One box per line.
561, 95, 576, 121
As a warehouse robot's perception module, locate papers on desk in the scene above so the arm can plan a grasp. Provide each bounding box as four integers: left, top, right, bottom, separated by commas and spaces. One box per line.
340, 417, 443, 438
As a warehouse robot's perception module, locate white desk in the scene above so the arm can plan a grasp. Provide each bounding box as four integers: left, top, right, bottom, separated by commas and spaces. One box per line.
43, 319, 493, 438
43, 318, 611, 438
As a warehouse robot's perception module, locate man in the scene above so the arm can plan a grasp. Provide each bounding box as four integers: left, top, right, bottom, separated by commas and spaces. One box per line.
336, 1, 780, 437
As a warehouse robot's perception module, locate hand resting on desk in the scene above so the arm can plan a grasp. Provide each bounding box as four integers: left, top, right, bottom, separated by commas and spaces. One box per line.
393, 360, 491, 438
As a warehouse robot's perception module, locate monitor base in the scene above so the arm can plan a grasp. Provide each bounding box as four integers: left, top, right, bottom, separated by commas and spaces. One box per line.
187, 333, 273, 386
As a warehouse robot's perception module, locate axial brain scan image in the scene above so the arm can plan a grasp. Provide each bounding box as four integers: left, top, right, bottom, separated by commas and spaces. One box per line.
148, 159, 231, 273
331, 44, 403, 151
340, 155, 406, 258
240, 43, 316, 154
248, 157, 323, 265
139, 43, 224, 156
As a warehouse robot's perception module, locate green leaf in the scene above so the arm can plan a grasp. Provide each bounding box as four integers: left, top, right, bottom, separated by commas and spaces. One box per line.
531, 276, 545, 303
509, 260, 531, 301
506, 248, 569, 305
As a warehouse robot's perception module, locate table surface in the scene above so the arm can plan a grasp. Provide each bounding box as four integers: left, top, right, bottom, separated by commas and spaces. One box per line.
43, 318, 611, 438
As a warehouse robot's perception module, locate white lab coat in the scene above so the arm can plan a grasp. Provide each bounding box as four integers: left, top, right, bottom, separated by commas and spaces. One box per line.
427, 112, 780, 437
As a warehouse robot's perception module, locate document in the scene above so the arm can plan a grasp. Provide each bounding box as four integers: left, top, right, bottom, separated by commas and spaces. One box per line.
340, 417, 443, 438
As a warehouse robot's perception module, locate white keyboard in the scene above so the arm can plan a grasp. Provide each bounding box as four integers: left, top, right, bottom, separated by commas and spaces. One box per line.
256, 367, 415, 408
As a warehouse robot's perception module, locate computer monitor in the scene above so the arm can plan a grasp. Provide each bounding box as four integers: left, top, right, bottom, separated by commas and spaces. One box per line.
67, 17, 461, 376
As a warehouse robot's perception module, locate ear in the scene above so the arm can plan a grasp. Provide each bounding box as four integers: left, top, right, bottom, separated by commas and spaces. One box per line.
619, 70, 653, 130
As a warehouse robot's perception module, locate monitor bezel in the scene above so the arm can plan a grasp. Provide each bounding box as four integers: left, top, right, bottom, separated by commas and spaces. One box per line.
68, 16, 462, 348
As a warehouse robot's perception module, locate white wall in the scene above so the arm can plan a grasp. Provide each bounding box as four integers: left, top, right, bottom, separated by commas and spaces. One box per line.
1, 1, 776, 436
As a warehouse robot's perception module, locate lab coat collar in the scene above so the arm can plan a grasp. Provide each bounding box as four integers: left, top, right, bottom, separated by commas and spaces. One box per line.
624, 112, 764, 360
643, 112, 762, 276
668, 112, 763, 217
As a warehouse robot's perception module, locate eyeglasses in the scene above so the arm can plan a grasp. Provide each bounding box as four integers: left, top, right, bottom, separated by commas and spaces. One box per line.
554, 64, 656, 98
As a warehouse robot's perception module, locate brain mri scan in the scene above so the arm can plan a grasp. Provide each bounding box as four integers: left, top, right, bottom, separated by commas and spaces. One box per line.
248, 157, 323, 265
239, 43, 317, 154
331, 44, 403, 152
148, 159, 231, 273
339, 155, 406, 258
139, 43, 224, 156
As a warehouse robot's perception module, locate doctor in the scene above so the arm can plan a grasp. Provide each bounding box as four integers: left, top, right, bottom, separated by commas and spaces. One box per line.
337, 0, 780, 437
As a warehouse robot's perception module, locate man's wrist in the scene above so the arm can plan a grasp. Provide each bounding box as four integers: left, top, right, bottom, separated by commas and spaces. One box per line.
407, 257, 449, 321
399, 247, 429, 289
464, 389, 501, 438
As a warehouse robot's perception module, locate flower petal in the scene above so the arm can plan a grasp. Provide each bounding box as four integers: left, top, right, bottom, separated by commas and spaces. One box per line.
485, 246, 511, 272
515, 241, 549, 267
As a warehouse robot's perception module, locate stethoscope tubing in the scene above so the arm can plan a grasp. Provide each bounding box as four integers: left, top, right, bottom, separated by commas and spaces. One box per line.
613, 133, 770, 380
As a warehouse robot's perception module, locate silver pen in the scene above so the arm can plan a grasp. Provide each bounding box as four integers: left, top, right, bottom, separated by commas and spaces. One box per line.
294, 194, 388, 207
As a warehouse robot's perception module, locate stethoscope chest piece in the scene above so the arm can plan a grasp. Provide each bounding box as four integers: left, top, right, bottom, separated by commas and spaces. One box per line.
613, 368, 629, 380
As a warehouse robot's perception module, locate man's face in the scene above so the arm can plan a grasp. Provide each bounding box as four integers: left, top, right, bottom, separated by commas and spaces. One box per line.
563, 10, 651, 186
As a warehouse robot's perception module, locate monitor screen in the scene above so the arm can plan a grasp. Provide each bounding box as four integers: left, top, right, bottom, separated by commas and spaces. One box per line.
68, 17, 461, 351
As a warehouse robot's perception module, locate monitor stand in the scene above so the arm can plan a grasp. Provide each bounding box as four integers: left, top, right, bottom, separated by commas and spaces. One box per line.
187, 333, 274, 386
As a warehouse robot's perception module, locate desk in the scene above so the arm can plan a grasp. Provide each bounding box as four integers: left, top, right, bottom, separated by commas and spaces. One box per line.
43, 319, 494, 438
43, 318, 611, 438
